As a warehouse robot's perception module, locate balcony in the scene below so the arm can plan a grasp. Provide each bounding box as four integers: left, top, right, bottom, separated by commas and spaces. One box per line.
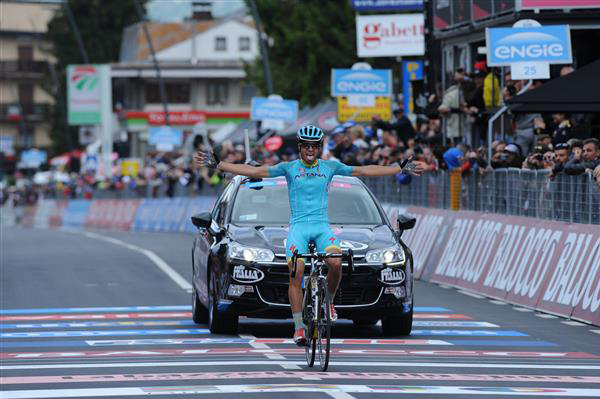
0, 103, 51, 122
0, 60, 49, 78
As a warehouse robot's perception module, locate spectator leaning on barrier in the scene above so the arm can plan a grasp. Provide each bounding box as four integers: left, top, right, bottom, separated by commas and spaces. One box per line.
523, 144, 553, 170
372, 106, 415, 146
564, 138, 600, 175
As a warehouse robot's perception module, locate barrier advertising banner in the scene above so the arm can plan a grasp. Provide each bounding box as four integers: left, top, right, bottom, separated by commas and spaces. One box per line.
356, 14, 425, 57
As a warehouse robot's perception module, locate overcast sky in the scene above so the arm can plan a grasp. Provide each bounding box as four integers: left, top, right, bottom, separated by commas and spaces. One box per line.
147, 0, 245, 21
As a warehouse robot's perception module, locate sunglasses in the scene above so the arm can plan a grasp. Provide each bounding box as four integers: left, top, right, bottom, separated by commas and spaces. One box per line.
300, 142, 322, 149
555, 143, 569, 150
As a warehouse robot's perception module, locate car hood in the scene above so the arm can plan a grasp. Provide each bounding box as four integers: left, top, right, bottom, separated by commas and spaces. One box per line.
227, 224, 397, 255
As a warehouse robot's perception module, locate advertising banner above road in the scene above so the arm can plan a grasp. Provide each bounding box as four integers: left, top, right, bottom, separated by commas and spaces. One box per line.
351, 0, 423, 11
486, 25, 572, 66
356, 14, 424, 57
331, 69, 392, 97
337, 97, 391, 122
250, 97, 298, 122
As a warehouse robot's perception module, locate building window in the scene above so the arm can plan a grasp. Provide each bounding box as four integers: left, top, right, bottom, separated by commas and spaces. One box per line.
207, 81, 228, 106
19, 125, 34, 148
239, 36, 250, 51
215, 36, 227, 51
146, 83, 190, 104
240, 84, 256, 105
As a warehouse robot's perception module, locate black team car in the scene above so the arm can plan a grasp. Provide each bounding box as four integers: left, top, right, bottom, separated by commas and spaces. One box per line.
191, 175, 416, 335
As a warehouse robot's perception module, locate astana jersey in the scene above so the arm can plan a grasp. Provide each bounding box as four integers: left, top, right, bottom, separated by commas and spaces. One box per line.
268, 159, 354, 225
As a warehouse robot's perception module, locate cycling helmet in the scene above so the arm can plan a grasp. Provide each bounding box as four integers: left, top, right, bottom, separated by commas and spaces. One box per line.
297, 125, 324, 143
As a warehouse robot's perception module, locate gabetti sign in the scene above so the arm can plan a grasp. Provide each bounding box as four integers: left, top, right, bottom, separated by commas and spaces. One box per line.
356, 14, 424, 57
331, 69, 392, 97
486, 25, 572, 66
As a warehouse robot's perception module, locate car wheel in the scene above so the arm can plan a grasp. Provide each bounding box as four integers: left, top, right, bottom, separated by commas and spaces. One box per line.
208, 270, 238, 335
381, 308, 413, 336
192, 283, 208, 324
352, 318, 378, 326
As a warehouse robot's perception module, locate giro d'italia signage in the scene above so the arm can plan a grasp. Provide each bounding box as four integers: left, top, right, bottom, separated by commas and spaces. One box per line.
486, 25, 572, 66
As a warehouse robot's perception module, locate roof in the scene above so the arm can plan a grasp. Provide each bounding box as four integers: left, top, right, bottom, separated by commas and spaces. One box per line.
119, 14, 256, 62
507, 58, 600, 113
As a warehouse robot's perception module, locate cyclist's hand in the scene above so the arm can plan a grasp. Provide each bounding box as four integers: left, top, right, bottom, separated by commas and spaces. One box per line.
193, 150, 219, 169
402, 160, 426, 176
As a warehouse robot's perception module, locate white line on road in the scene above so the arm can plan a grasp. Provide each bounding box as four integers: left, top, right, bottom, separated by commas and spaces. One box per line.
280, 363, 302, 369
535, 313, 558, 319
489, 300, 507, 305
457, 290, 484, 299
561, 321, 586, 326
69, 230, 192, 292
327, 392, 357, 399
590, 329, 600, 335
3, 361, 600, 371
512, 307, 533, 312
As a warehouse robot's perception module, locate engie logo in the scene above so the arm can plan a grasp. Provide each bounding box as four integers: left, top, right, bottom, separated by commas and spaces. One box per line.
331, 69, 391, 97
71, 66, 98, 91
232, 265, 264, 283
486, 26, 572, 66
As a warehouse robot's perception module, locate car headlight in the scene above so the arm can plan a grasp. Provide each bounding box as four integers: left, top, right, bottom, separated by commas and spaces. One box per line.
229, 242, 275, 262
365, 245, 405, 265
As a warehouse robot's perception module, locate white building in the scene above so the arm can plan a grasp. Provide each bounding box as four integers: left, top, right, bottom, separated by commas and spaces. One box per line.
112, 3, 260, 156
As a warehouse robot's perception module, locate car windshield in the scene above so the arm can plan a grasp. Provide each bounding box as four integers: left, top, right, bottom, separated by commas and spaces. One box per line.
231, 179, 384, 225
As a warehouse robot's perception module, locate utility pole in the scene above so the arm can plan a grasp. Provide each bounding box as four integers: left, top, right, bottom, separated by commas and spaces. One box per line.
133, 0, 170, 125
248, 0, 273, 95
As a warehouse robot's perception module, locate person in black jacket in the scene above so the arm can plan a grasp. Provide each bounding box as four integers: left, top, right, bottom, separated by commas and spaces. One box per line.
564, 138, 600, 175
372, 106, 415, 146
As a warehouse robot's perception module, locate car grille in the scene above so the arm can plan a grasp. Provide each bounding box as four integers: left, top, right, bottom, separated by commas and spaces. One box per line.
257, 285, 382, 307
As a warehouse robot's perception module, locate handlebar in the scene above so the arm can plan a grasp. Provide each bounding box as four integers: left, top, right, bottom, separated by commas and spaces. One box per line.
290, 248, 354, 279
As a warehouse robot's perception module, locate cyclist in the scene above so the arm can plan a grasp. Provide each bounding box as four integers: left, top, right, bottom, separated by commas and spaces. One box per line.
194, 125, 424, 345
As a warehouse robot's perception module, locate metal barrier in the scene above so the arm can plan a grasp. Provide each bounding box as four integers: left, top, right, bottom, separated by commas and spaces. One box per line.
364, 169, 600, 225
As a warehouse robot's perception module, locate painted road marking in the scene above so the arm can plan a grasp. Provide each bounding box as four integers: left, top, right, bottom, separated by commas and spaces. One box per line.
561, 321, 587, 326
413, 321, 498, 327
0, 320, 197, 329
76, 230, 193, 291
513, 307, 533, 312
3, 329, 524, 338
489, 300, 507, 305
3, 360, 600, 371
1, 306, 444, 315
3, 371, 600, 385
414, 314, 471, 319
411, 330, 527, 336
0, 339, 557, 348
457, 290, 484, 299
2, 349, 595, 360
591, 330, 600, 335
2, 384, 600, 398
535, 313, 559, 319
0, 312, 192, 321
1, 329, 209, 338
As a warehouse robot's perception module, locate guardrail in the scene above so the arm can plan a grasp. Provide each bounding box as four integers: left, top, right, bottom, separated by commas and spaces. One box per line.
364, 169, 600, 225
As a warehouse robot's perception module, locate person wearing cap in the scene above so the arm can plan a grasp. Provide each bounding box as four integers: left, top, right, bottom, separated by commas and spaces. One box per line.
491, 143, 523, 169
372, 105, 415, 146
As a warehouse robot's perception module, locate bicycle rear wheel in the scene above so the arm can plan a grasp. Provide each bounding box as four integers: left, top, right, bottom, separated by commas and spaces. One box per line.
302, 280, 316, 367
317, 279, 331, 371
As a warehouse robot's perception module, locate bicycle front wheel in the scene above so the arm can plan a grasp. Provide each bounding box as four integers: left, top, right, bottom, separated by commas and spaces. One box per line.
317, 279, 331, 371
302, 280, 316, 367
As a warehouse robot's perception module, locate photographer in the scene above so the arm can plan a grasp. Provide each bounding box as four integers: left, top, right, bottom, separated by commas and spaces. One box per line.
491, 143, 523, 169
523, 145, 553, 170
549, 143, 571, 179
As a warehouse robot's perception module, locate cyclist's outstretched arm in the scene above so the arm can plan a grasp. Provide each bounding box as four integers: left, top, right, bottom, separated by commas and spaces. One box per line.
352, 161, 425, 177
193, 150, 269, 178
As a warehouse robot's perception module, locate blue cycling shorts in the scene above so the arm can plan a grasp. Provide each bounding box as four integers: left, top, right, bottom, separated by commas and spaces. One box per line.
285, 222, 341, 262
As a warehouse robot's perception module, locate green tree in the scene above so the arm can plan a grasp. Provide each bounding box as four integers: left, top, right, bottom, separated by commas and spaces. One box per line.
245, 0, 360, 107
45, 0, 145, 155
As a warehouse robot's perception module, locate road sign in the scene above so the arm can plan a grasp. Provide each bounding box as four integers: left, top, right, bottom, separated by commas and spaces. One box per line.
149, 126, 183, 152
251, 97, 298, 122
331, 68, 392, 97
486, 25, 572, 66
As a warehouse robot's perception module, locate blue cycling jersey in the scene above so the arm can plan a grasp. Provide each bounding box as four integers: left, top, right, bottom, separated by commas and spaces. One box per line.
268, 159, 354, 225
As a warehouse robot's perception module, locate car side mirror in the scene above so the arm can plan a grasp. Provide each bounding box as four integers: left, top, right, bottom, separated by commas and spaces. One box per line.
396, 214, 416, 237
191, 212, 212, 229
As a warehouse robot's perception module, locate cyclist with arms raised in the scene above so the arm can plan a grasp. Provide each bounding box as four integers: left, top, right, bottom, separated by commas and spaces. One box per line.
194, 125, 424, 345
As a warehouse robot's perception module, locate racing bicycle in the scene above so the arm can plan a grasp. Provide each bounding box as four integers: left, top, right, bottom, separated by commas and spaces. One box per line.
291, 240, 354, 371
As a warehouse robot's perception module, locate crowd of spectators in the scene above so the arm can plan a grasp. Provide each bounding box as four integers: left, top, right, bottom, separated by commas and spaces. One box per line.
3, 62, 600, 208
